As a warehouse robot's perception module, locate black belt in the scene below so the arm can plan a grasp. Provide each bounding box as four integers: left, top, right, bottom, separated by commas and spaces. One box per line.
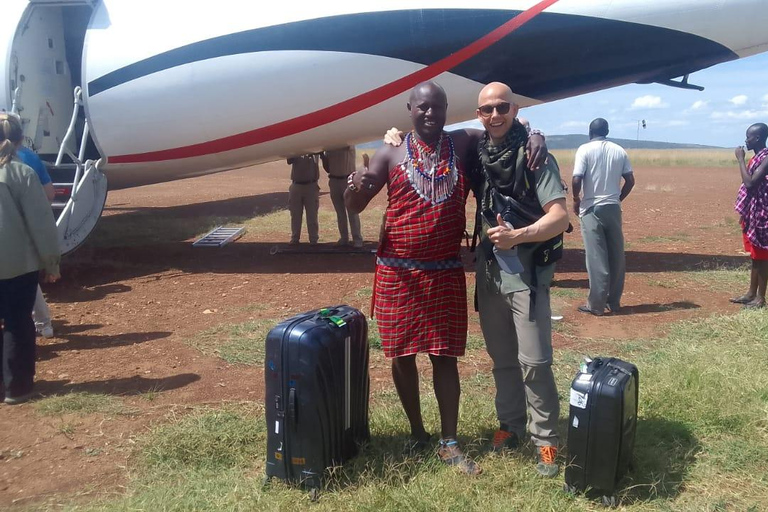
293, 179, 318, 185
329, 175, 349, 180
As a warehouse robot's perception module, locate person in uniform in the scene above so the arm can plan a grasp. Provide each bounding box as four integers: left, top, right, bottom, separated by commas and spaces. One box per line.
320, 146, 363, 247
287, 153, 321, 244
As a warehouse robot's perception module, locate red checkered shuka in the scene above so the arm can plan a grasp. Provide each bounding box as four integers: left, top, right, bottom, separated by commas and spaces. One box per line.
374, 133, 469, 358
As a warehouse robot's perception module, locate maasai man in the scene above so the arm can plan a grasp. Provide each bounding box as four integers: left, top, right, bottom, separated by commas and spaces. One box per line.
731, 122, 768, 309
344, 81, 482, 474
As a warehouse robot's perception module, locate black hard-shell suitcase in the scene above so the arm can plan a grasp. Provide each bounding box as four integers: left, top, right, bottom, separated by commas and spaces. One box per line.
264, 305, 370, 491
565, 357, 638, 505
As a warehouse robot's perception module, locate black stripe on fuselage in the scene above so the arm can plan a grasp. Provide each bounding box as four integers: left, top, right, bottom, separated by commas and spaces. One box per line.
87, 10, 736, 101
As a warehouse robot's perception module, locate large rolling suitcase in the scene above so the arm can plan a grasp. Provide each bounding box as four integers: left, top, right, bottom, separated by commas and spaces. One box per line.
264, 305, 370, 492
565, 357, 639, 506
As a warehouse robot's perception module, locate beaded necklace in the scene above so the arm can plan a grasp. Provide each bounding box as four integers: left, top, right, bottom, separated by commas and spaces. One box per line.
404, 131, 458, 204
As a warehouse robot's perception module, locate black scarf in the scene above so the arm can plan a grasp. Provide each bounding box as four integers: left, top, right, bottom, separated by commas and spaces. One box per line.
479, 121, 529, 198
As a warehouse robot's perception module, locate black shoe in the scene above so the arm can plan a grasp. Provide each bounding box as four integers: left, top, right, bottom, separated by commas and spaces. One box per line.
577, 305, 604, 317
491, 429, 520, 452
4, 391, 34, 405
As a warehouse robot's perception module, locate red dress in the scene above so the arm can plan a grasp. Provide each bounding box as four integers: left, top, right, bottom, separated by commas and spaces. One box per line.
373, 132, 469, 358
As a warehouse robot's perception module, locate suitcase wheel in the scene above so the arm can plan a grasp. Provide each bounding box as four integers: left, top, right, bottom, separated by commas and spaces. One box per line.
309, 488, 320, 502
260, 475, 270, 490
563, 483, 578, 495
601, 495, 618, 508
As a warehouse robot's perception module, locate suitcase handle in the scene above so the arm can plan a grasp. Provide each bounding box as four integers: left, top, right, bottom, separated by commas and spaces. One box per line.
288, 388, 297, 427
317, 308, 347, 327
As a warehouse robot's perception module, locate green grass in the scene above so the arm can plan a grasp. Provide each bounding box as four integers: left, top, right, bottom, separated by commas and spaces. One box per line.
368, 317, 382, 350
34, 392, 125, 416
636, 234, 691, 244
682, 263, 750, 291
187, 319, 276, 366
551, 149, 737, 169
54, 310, 768, 511
550, 287, 581, 299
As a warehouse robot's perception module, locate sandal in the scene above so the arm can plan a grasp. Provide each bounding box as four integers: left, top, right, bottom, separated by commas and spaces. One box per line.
729, 294, 755, 304
743, 300, 766, 309
437, 439, 482, 476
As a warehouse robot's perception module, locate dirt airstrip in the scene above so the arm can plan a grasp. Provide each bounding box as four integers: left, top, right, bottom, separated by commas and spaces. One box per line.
0, 159, 749, 508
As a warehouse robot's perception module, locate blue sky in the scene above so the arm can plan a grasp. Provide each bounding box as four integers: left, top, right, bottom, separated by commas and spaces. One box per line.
451, 51, 768, 148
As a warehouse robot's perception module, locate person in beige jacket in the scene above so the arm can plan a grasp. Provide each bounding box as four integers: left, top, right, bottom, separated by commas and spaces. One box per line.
0, 113, 60, 404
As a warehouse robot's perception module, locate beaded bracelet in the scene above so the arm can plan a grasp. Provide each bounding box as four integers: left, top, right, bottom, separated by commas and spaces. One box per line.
347, 171, 358, 191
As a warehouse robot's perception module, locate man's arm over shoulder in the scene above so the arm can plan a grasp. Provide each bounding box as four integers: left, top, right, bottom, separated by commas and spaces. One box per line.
344, 145, 394, 213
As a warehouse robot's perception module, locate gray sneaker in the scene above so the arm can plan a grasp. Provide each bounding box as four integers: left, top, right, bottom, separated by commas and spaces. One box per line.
535, 445, 559, 478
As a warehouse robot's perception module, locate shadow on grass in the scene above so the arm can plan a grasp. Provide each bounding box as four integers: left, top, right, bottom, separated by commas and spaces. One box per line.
33, 372, 200, 397
557, 249, 747, 274
613, 301, 700, 315
621, 416, 700, 503
316, 433, 452, 492
557, 415, 699, 504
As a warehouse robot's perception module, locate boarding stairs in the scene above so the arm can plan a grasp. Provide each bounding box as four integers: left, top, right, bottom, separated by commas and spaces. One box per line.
193, 227, 246, 247
48, 86, 108, 254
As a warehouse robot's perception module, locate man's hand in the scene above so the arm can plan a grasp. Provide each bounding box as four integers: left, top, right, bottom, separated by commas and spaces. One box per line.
735, 146, 746, 161
43, 271, 60, 283
487, 214, 527, 250
384, 128, 405, 147
351, 169, 379, 192
526, 133, 548, 170
572, 198, 581, 217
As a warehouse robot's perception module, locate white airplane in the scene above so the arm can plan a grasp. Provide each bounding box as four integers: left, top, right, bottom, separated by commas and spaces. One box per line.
2, 0, 767, 253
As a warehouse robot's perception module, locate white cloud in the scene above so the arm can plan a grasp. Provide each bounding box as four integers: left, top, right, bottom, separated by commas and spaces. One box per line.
730, 95, 749, 106
664, 120, 690, 127
559, 121, 586, 130
710, 109, 768, 120
630, 95, 669, 110
690, 100, 708, 110
762, 93, 768, 102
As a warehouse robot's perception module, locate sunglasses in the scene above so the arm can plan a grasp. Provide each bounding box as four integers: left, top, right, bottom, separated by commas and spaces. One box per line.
477, 102, 511, 117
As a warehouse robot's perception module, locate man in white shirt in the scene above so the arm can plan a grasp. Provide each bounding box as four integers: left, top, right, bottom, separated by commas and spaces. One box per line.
572, 118, 635, 315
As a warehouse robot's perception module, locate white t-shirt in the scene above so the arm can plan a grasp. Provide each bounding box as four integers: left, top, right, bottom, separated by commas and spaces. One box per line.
572, 139, 632, 216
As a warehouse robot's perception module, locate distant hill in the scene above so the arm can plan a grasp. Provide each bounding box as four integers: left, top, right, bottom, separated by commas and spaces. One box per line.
546, 134, 723, 150
359, 135, 723, 152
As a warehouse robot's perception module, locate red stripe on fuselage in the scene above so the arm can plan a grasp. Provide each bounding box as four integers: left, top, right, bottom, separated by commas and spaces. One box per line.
110, 0, 560, 164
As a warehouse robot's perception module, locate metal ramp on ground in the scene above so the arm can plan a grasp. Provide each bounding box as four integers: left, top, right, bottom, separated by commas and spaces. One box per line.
193, 226, 246, 247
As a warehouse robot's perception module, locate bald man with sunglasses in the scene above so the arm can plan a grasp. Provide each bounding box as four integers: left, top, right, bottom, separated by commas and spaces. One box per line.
385, 82, 569, 478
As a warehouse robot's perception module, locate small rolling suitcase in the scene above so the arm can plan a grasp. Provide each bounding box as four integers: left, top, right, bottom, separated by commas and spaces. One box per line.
264, 305, 370, 493
565, 357, 639, 506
